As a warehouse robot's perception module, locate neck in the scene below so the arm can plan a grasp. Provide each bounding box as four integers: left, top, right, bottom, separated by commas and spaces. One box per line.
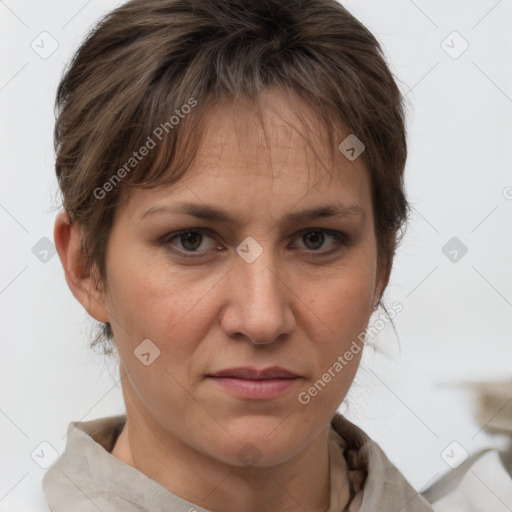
110, 392, 348, 512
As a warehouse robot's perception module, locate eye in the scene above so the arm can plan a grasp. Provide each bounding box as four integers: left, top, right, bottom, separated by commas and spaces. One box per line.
160, 228, 348, 258
161, 229, 220, 256
292, 228, 348, 256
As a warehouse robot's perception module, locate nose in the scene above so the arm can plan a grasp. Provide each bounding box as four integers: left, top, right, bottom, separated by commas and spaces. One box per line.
219, 248, 296, 345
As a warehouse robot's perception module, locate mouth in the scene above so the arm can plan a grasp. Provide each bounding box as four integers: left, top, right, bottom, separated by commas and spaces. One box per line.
206, 366, 302, 400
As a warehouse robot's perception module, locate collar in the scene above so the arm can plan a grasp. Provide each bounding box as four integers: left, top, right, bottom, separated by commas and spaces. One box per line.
43, 412, 434, 511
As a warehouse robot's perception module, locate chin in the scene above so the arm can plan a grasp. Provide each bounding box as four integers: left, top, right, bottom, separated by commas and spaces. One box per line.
209, 423, 308, 469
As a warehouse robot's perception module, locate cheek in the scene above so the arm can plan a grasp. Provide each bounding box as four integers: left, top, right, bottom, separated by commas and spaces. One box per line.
308, 260, 376, 340
104, 255, 214, 423
301, 252, 376, 389
105, 247, 211, 338
103, 247, 229, 402
295, 273, 372, 415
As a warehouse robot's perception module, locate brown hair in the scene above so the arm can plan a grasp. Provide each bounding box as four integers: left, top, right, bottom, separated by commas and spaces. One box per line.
54, 0, 409, 355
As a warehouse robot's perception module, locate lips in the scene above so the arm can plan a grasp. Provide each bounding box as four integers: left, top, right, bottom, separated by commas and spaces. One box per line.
208, 366, 300, 380
207, 367, 301, 400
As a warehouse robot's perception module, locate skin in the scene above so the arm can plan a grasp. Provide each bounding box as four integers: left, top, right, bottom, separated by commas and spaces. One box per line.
54, 89, 389, 512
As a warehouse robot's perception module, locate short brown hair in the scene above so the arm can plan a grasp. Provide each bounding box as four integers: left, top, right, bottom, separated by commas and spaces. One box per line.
54, 0, 409, 355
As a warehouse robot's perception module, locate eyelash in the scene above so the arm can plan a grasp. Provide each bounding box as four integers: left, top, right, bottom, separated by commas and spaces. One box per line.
160, 228, 349, 259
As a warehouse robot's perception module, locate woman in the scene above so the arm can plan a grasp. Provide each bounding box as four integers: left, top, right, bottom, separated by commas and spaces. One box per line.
43, 0, 437, 510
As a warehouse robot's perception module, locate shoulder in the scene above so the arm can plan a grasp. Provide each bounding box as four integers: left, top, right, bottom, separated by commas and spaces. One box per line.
422, 448, 512, 511
331, 413, 512, 511
331, 413, 435, 511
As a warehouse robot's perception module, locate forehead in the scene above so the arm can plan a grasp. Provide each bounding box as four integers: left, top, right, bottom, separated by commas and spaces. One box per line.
194, 89, 355, 178
118, 89, 372, 223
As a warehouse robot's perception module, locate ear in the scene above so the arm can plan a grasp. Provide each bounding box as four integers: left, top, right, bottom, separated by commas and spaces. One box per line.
54, 211, 110, 323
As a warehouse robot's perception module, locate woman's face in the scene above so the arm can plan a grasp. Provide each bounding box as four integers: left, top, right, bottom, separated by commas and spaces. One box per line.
100, 90, 385, 467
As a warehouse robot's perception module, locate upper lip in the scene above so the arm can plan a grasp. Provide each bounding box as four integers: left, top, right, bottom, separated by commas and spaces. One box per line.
208, 366, 300, 380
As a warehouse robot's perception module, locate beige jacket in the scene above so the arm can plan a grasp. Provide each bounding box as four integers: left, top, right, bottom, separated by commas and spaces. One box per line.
42, 412, 438, 511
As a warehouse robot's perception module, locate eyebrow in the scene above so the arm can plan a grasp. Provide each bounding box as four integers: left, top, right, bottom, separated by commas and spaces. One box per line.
140, 200, 365, 225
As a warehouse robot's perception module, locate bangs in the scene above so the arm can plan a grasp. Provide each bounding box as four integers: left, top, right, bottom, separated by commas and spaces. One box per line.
103, 86, 356, 209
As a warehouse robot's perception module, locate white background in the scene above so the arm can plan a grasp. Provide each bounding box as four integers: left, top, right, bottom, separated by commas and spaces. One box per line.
1, 0, 511, 510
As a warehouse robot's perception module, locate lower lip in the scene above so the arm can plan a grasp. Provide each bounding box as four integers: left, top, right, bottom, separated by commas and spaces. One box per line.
208, 376, 300, 400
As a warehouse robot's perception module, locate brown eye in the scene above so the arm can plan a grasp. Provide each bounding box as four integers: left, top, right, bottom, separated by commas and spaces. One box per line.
294, 229, 347, 255
161, 228, 348, 259
302, 231, 325, 250
179, 231, 204, 251
162, 229, 219, 256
